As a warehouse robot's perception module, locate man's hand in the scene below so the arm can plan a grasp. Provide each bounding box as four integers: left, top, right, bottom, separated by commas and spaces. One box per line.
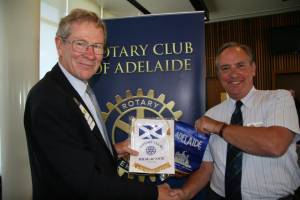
170, 188, 189, 200
114, 139, 138, 158
158, 183, 180, 200
195, 116, 224, 136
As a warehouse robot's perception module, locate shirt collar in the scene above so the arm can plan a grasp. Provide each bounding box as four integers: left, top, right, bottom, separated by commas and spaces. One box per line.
58, 62, 87, 98
228, 86, 256, 109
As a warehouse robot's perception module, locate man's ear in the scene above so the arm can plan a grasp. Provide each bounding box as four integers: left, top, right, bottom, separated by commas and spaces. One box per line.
251, 62, 256, 77
217, 69, 221, 80
55, 37, 63, 56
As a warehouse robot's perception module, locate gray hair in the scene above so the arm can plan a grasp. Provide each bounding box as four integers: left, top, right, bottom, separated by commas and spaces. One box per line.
215, 42, 255, 68
56, 8, 106, 44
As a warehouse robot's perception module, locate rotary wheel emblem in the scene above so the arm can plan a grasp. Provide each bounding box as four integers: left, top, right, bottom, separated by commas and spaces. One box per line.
102, 88, 183, 183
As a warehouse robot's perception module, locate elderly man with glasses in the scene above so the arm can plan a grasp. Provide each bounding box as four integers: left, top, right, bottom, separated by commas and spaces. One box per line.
24, 8, 179, 200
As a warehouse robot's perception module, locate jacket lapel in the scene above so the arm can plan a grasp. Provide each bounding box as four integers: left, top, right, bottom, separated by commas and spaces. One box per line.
47, 64, 118, 159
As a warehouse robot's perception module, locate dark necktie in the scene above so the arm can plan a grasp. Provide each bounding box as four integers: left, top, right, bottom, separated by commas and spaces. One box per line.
225, 100, 243, 200
86, 85, 113, 154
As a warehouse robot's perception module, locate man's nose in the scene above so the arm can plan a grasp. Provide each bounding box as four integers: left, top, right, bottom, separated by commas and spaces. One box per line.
85, 45, 96, 58
229, 66, 239, 77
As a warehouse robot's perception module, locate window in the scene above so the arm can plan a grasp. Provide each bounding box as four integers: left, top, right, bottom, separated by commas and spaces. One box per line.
40, 0, 67, 78
40, 0, 107, 79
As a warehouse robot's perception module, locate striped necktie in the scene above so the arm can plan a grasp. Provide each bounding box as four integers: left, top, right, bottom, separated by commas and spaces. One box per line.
86, 85, 113, 154
225, 100, 243, 200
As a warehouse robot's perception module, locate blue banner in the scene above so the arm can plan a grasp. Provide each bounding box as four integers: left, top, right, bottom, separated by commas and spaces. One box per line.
91, 12, 206, 199
175, 121, 210, 175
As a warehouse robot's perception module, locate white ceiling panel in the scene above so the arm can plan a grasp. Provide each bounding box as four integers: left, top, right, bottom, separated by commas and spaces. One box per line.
136, 0, 195, 13
95, 0, 300, 22
96, 0, 141, 17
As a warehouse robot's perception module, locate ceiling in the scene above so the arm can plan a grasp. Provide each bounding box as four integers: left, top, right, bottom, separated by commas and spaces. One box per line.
96, 0, 300, 22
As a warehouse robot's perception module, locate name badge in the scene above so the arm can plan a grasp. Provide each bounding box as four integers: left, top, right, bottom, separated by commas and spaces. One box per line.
73, 97, 95, 131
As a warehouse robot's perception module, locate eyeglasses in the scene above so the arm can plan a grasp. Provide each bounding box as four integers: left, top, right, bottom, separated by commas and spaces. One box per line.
62, 38, 105, 55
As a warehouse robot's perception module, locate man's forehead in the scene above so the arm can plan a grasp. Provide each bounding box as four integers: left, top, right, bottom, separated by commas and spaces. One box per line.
220, 47, 248, 58
222, 46, 246, 54
68, 22, 104, 38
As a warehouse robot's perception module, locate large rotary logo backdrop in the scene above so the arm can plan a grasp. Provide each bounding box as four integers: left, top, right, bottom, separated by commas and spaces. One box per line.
102, 88, 182, 182
91, 12, 206, 193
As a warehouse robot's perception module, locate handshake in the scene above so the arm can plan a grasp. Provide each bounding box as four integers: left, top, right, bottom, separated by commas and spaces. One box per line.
114, 120, 208, 200
158, 183, 190, 200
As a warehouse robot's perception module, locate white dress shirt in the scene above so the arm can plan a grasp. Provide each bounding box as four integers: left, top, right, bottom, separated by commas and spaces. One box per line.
58, 63, 108, 143
203, 87, 300, 200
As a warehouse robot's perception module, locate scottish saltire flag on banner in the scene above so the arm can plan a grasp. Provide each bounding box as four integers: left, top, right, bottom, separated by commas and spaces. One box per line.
90, 11, 206, 199
139, 125, 163, 139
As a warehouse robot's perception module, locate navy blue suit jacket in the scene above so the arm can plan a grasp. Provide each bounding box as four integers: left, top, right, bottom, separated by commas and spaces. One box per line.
24, 64, 158, 200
